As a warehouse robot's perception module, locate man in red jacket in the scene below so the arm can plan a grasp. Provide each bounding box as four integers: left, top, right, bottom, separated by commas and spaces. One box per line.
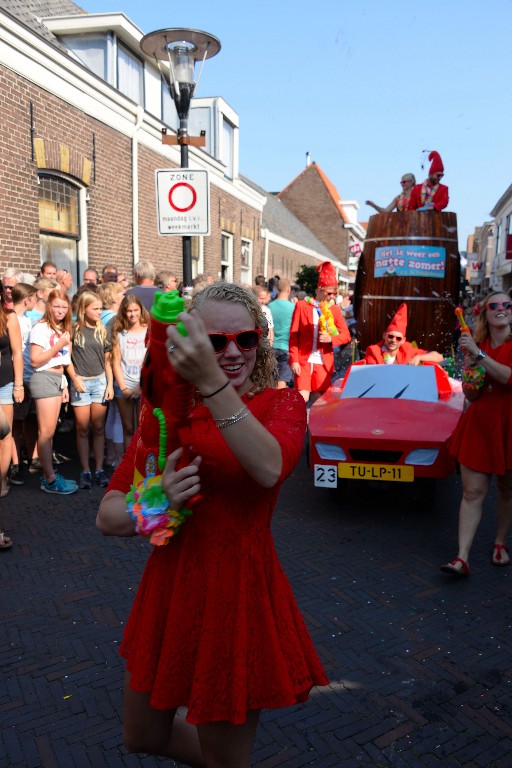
364, 303, 443, 365
410, 151, 449, 212
289, 262, 350, 403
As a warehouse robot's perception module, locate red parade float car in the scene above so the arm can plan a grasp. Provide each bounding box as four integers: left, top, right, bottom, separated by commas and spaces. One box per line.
308, 363, 465, 493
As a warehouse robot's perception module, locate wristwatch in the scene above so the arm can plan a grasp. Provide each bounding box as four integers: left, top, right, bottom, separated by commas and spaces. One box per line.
477, 349, 487, 360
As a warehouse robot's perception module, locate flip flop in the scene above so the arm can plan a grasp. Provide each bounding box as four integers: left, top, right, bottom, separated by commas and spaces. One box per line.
491, 544, 510, 567
440, 557, 469, 577
0, 531, 13, 550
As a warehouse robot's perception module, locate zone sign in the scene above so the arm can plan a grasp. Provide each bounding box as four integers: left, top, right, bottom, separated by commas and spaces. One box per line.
156, 169, 210, 236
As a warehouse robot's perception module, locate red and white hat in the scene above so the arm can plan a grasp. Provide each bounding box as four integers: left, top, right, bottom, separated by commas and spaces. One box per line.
428, 151, 444, 177
316, 261, 337, 289
386, 303, 408, 336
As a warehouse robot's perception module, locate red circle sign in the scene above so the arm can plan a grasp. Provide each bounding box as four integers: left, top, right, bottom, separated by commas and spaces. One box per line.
168, 182, 197, 213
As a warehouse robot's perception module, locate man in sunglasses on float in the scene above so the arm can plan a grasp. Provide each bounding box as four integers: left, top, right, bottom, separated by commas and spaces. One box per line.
364, 303, 443, 366
289, 261, 350, 403
410, 150, 449, 212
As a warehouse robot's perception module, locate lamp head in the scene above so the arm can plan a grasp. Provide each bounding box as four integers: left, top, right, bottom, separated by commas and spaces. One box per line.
141, 28, 221, 117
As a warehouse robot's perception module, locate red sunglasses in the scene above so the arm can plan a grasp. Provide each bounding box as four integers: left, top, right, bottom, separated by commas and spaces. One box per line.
487, 301, 512, 311
209, 329, 261, 354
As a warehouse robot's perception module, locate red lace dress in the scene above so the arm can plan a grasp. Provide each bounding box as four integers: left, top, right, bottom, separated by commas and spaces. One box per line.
108, 387, 329, 724
449, 339, 512, 474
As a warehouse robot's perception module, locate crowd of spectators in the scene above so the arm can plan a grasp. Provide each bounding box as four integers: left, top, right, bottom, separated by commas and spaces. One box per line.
0, 260, 180, 550
0, 261, 349, 550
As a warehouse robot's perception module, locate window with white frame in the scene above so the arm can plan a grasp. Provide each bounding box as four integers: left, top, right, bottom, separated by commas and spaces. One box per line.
62, 33, 109, 79
189, 106, 212, 154
143, 62, 163, 120
240, 238, 253, 284
221, 233, 233, 282
38, 174, 82, 292
191, 237, 204, 279
221, 118, 234, 179
117, 42, 144, 103
495, 221, 502, 257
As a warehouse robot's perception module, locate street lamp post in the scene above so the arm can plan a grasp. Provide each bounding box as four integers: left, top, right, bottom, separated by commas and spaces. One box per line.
140, 28, 221, 290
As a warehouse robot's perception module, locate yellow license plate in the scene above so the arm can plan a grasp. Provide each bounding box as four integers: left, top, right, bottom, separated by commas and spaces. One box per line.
338, 463, 414, 482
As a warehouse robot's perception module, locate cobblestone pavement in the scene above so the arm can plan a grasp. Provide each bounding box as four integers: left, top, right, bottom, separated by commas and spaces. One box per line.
1, 421, 511, 767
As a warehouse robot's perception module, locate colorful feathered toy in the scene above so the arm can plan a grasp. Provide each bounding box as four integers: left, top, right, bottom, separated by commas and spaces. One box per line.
455, 307, 485, 392
125, 407, 193, 546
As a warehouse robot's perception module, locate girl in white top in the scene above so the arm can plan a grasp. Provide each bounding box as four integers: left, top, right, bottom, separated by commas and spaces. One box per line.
29, 288, 78, 494
111, 294, 149, 449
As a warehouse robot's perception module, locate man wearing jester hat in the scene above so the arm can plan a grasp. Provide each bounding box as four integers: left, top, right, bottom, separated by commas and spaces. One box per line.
289, 261, 350, 403
364, 303, 444, 365
410, 151, 449, 212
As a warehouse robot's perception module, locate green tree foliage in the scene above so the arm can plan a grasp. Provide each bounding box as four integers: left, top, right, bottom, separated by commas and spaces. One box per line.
295, 265, 318, 296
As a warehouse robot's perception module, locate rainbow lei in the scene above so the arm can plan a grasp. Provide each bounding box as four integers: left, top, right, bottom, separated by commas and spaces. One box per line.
396, 192, 412, 211
126, 475, 192, 546
461, 365, 485, 391
420, 181, 439, 207
125, 407, 192, 546
306, 297, 339, 336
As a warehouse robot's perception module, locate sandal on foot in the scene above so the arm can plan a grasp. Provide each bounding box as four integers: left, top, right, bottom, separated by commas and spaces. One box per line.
0, 531, 12, 550
440, 557, 469, 577
491, 544, 510, 567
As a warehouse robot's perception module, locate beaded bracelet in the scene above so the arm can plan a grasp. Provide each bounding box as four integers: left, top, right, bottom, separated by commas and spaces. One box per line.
214, 405, 249, 430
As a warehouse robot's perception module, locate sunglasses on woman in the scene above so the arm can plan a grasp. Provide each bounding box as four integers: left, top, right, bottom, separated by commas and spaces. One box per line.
487, 301, 512, 311
209, 329, 261, 354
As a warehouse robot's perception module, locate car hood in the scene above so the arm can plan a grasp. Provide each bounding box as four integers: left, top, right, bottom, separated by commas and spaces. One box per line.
309, 394, 465, 444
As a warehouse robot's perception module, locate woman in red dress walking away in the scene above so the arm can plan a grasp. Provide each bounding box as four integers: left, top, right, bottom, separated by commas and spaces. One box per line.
441, 291, 512, 577
97, 283, 328, 767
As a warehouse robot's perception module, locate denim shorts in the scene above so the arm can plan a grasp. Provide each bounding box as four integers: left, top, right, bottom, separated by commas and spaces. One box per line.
71, 374, 108, 406
0, 381, 14, 405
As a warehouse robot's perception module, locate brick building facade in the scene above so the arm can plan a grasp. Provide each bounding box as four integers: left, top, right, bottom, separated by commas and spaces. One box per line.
0, 1, 350, 291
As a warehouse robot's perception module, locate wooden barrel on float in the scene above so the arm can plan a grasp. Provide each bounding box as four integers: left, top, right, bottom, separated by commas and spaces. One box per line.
354, 210, 460, 354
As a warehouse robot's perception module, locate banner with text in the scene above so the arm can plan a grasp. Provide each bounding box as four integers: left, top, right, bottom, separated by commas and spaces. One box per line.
374, 245, 446, 278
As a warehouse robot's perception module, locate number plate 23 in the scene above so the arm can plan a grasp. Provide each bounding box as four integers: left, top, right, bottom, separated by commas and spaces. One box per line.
314, 464, 337, 488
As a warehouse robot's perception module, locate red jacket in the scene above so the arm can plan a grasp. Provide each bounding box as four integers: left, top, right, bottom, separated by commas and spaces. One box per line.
410, 183, 449, 212
289, 300, 350, 373
364, 340, 427, 365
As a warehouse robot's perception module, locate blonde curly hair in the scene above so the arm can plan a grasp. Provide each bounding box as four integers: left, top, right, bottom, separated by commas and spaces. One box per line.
191, 282, 277, 393
474, 291, 512, 345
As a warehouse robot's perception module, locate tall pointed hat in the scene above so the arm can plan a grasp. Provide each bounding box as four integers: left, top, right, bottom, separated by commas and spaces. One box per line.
428, 151, 444, 176
386, 303, 408, 336
316, 261, 337, 288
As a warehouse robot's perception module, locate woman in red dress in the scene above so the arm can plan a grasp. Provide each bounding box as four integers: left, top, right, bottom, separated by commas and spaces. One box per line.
97, 283, 328, 766
441, 292, 512, 577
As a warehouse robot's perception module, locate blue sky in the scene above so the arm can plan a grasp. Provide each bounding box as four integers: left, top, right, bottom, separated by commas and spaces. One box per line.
81, 0, 512, 249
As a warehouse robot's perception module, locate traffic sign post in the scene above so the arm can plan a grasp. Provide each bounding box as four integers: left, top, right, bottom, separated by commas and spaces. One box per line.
155, 169, 210, 236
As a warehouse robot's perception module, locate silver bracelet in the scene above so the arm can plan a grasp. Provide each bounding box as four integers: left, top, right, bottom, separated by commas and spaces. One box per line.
214, 405, 249, 430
